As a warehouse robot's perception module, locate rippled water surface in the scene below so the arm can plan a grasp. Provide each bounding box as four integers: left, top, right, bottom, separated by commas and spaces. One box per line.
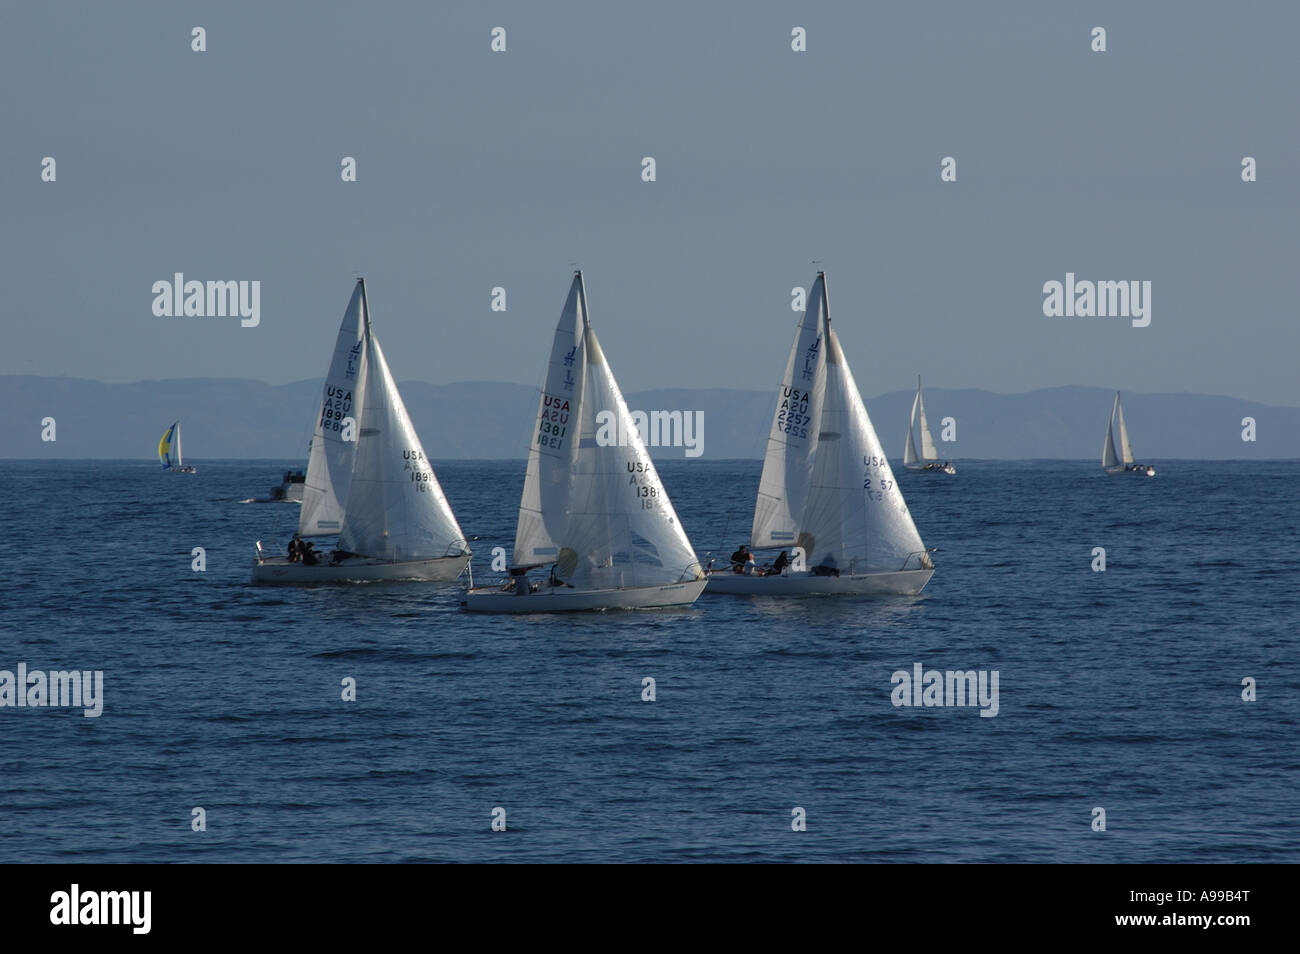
1, 459, 1296, 862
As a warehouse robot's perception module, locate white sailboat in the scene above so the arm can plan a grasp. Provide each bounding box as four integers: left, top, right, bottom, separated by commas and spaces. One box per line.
706, 272, 934, 596
158, 421, 196, 474
462, 271, 707, 612
903, 376, 955, 474
1102, 391, 1155, 477
252, 279, 471, 583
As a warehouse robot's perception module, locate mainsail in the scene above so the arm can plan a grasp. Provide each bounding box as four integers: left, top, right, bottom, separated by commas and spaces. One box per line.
917, 377, 938, 461
299, 281, 368, 536
752, 272, 927, 572
337, 327, 468, 561
512, 272, 702, 589
1115, 393, 1135, 466
751, 275, 827, 549
1103, 391, 1139, 470
905, 377, 940, 466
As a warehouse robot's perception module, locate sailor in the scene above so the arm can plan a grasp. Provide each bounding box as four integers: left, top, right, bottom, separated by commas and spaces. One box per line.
772, 550, 790, 575
288, 533, 302, 563
729, 544, 750, 573
301, 541, 319, 566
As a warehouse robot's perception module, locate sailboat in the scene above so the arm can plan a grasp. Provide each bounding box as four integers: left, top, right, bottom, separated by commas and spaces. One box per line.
705, 272, 934, 596
252, 279, 471, 583
158, 421, 197, 474
903, 376, 955, 474
462, 271, 707, 612
1102, 391, 1155, 476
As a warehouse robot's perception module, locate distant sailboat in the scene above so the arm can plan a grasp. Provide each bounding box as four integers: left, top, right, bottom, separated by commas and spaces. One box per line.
462, 271, 707, 612
252, 279, 471, 582
705, 272, 935, 596
158, 421, 196, 474
903, 375, 955, 475
1102, 391, 1155, 476
269, 468, 306, 502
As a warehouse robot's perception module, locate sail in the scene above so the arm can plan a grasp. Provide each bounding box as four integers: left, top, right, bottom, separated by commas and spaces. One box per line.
1102, 393, 1122, 469
750, 274, 828, 549
904, 389, 925, 467
800, 317, 927, 573
158, 421, 179, 469
917, 377, 938, 461
337, 330, 468, 561
513, 273, 702, 588
1115, 393, 1135, 466
299, 281, 368, 536
514, 275, 586, 568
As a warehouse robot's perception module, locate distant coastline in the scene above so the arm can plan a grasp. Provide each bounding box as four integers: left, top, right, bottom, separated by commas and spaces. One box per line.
4, 375, 1296, 461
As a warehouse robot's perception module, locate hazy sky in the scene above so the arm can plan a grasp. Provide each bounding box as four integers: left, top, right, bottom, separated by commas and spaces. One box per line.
4, 1, 1298, 404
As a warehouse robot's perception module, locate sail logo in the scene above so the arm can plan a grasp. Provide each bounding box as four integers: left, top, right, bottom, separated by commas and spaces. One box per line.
151, 273, 260, 327
345, 342, 361, 380
800, 336, 822, 381
596, 409, 704, 458
49, 884, 150, 934
1042, 273, 1151, 327
890, 663, 999, 718
0, 664, 103, 717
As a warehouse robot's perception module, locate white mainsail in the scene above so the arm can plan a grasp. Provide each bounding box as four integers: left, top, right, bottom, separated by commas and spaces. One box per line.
905, 376, 941, 466
1115, 394, 1135, 466
753, 272, 927, 572
512, 272, 702, 589
337, 327, 468, 561
299, 281, 368, 536
917, 377, 938, 461
751, 275, 827, 549
1102, 393, 1120, 469
904, 394, 920, 467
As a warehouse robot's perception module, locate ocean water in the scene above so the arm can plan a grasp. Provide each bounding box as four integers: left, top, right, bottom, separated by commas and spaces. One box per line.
0, 458, 1296, 863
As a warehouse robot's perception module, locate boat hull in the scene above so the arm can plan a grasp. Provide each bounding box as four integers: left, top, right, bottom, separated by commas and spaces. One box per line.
1104, 466, 1156, 477
905, 464, 956, 475
251, 553, 470, 584
461, 578, 707, 613
704, 568, 933, 596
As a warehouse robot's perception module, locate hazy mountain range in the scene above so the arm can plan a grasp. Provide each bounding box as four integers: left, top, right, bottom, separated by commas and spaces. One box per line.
3, 376, 1295, 461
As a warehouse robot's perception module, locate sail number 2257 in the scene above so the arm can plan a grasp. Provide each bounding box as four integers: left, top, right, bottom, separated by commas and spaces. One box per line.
863, 455, 892, 501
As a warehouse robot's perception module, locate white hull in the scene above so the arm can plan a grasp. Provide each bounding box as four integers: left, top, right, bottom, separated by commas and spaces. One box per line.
1104, 466, 1156, 477
704, 567, 933, 596
461, 578, 707, 613
904, 463, 956, 475
252, 553, 469, 584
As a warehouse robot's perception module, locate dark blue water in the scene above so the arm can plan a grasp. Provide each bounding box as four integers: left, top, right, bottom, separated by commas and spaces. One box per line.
1, 459, 1296, 862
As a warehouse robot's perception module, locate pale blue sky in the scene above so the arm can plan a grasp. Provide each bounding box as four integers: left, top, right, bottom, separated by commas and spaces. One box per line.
3, 1, 1297, 404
